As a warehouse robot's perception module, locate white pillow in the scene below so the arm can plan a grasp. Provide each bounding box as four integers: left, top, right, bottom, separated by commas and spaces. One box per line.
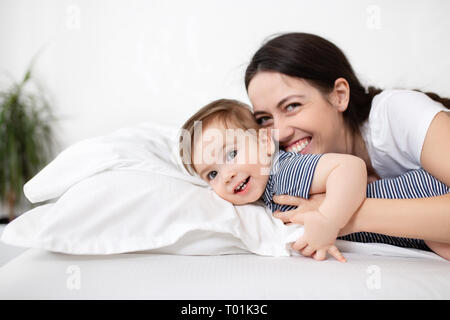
1, 122, 301, 256
22, 122, 204, 203
4, 170, 300, 255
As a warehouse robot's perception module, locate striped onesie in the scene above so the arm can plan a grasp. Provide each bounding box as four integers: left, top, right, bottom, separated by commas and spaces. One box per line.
261, 150, 449, 251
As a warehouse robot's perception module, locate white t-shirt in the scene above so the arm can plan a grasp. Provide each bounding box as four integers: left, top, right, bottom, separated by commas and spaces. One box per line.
360, 89, 448, 179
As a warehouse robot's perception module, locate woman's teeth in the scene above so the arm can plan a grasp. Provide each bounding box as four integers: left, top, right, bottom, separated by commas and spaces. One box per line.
286, 139, 310, 153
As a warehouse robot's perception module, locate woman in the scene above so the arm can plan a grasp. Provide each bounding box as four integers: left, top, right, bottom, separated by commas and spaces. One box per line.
244, 33, 450, 260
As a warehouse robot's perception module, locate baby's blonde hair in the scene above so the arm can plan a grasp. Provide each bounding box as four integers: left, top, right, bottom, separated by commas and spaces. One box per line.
179, 99, 261, 175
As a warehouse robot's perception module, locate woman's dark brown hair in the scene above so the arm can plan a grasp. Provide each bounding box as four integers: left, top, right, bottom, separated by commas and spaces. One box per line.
245, 32, 449, 133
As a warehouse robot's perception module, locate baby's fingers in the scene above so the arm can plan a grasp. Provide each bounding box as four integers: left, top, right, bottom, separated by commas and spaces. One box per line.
312, 248, 327, 261
301, 245, 315, 257
291, 236, 308, 252
327, 245, 346, 263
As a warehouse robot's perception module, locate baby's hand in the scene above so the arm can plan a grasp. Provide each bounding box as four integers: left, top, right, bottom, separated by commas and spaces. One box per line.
291, 210, 346, 262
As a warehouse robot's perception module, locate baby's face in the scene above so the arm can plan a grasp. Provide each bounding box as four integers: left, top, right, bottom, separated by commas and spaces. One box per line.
193, 121, 273, 205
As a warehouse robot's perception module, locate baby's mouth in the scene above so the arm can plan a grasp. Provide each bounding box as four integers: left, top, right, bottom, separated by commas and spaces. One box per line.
285, 137, 312, 154
234, 176, 250, 193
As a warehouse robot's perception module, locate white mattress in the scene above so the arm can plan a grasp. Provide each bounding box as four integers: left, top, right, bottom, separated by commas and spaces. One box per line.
0, 224, 27, 267
1, 247, 449, 299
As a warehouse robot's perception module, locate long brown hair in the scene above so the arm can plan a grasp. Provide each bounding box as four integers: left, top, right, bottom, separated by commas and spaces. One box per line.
245, 33, 449, 134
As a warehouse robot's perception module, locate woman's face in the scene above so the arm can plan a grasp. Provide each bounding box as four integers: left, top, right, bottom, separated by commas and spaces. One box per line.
247, 71, 349, 155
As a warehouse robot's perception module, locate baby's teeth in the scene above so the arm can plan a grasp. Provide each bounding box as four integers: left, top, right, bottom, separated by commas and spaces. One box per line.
236, 181, 247, 192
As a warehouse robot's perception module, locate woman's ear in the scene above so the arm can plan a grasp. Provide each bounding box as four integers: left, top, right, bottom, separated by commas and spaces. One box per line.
331, 78, 350, 112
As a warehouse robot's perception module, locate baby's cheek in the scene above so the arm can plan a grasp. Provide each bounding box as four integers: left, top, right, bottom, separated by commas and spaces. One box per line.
215, 188, 236, 204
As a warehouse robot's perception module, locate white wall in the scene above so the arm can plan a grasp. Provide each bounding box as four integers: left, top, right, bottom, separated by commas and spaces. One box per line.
0, 0, 449, 216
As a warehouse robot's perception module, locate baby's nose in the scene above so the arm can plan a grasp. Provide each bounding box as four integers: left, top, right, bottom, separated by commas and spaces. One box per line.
224, 171, 236, 184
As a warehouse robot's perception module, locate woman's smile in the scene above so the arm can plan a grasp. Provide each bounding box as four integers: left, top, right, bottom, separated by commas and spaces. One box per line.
284, 136, 312, 154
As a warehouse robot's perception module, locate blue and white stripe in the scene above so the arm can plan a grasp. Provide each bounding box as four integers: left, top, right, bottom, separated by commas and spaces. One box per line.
338, 169, 449, 250
262, 151, 322, 213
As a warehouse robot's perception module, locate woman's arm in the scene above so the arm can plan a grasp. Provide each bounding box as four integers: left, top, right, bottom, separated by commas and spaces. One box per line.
273, 193, 450, 243
344, 194, 450, 243
347, 110, 450, 242
420, 111, 450, 186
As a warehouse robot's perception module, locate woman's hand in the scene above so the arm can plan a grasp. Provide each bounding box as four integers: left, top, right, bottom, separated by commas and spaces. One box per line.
273, 193, 325, 218
273, 194, 359, 237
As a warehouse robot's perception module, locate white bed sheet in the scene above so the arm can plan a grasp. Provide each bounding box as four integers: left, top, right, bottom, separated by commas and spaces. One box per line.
0, 247, 449, 299
0, 224, 27, 267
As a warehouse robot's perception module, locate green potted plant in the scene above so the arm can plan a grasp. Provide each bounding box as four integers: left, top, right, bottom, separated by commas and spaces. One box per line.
0, 64, 56, 222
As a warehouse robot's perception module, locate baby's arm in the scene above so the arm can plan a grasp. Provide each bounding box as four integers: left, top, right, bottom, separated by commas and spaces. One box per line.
310, 153, 367, 230
292, 154, 367, 260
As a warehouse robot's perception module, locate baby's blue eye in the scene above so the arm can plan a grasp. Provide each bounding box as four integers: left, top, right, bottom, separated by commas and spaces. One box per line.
226, 149, 238, 161
207, 170, 217, 180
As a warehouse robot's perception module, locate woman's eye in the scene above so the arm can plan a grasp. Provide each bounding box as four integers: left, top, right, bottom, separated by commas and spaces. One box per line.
207, 170, 217, 180
285, 103, 301, 112
226, 149, 238, 161
256, 116, 272, 126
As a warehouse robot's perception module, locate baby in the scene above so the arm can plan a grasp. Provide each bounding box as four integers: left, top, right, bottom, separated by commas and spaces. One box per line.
180, 99, 368, 262
179, 99, 450, 261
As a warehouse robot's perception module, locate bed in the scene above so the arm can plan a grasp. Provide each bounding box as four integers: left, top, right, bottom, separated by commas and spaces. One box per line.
1, 243, 449, 299
1, 122, 449, 300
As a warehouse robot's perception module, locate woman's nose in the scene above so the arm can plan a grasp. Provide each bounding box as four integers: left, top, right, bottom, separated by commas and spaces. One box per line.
273, 118, 295, 145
